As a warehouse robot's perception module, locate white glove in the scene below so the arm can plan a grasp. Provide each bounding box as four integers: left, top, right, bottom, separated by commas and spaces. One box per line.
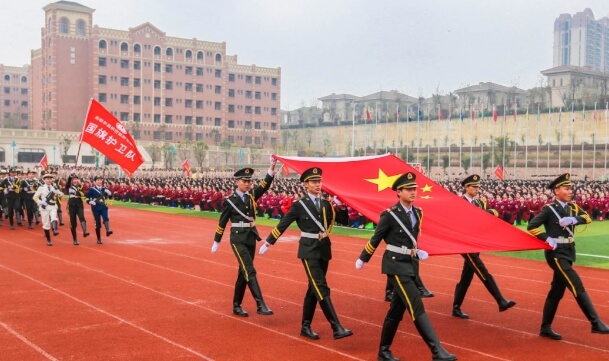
355, 258, 364, 270
23, 187, 29, 192
270, 155, 277, 167
88, 200, 96, 206
559, 217, 577, 227
52, 189, 62, 195
211, 241, 220, 253
546, 237, 558, 250
416, 249, 429, 260
3, 189, 7, 195
8, 186, 13, 191
39, 201, 48, 209
104, 189, 112, 196
70, 168, 77, 175
259, 242, 270, 254
69, 188, 77, 195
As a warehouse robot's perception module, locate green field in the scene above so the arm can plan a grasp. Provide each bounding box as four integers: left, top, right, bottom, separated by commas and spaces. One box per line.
110, 201, 609, 270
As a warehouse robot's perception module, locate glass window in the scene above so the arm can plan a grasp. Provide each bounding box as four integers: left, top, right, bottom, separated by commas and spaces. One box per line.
76, 20, 86, 36
120, 42, 128, 52
60, 18, 69, 34
99, 40, 107, 49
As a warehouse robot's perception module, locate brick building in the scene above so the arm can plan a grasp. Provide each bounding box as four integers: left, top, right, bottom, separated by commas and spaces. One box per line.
0, 64, 31, 129
31, 1, 281, 148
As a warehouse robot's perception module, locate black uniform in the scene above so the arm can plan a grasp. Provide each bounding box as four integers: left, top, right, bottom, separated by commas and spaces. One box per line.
65, 175, 90, 245
452, 196, 516, 319
214, 169, 274, 317
266, 192, 353, 340
22, 177, 41, 228
528, 197, 609, 339
0, 173, 23, 229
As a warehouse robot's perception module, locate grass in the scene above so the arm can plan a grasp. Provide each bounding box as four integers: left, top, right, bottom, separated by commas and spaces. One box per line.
109, 201, 609, 270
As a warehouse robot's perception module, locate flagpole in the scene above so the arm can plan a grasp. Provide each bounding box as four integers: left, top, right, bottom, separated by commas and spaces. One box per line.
375, 102, 378, 155
593, 101, 597, 179
459, 103, 463, 173
427, 104, 431, 174
536, 103, 540, 175
525, 104, 529, 177
351, 102, 355, 157
502, 103, 506, 175
581, 103, 585, 176
548, 107, 553, 174
491, 104, 495, 174
469, 106, 473, 170
569, 103, 574, 174
513, 103, 517, 178
447, 105, 451, 179
385, 102, 389, 153
405, 104, 410, 162
605, 101, 608, 177
416, 104, 420, 163
395, 102, 399, 155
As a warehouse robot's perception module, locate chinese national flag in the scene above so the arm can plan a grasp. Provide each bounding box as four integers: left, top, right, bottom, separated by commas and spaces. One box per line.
38, 154, 48, 171
438, 108, 443, 121
493, 108, 498, 122
281, 164, 290, 177
366, 108, 371, 122
80, 99, 144, 176
273, 154, 548, 255
182, 159, 191, 177
494, 165, 505, 180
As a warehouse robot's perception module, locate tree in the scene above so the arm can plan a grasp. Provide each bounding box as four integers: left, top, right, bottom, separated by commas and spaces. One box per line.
211, 129, 221, 145
461, 155, 471, 174
323, 138, 331, 155
177, 141, 192, 161
441, 155, 450, 174
193, 141, 208, 169
59, 137, 71, 164
147, 143, 161, 169
220, 139, 232, 164
482, 152, 492, 174
493, 135, 513, 167
161, 142, 173, 168
282, 130, 291, 148
304, 128, 313, 148
249, 146, 261, 164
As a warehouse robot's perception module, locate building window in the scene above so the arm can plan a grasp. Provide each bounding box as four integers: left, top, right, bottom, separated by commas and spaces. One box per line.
21, 88, 28, 95
134, 60, 141, 70
76, 19, 86, 36
166, 48, 173, 57
214, 118, 221, 126
185, 66, 193, 75
99, 75, 106, 84
245, 91, 252, 99
154, 80, 161, 89
185, 83, 193, 92
245, 106, 252, 114
228, 89, 235, 97
271, 123, 277, 130
255, 92, 261, 100
154, 114, 161, 123
134, 95, 141, 104
245, 75, 252, 83
120, 112, 129, 121
185, 50, 192, 59
271, 108, 277, 115
60, 17, 69, 34
197, 51, 203, 60
99, 57, 107, 66
132, 78, 140, 87
165, 64, 173, 73
120, 77, 129, 86
165, 81, 173, 90
215, 86, 221, 94
196, 133, 203, 141
255, 122, 261, 130
154, 63, 161, 72
120, 95, 129, 104
154, 46, 161, 55
165, 132, 173, 141
255, 107, 261, 115
228, 105, 235, 113
196, 84, 203, 92
99, 93, 107, 102
196, 117, 203, 125
196, 67, 203, 76
185, 116, 192, 124
196, 100, 203, 109
165, 115, 173, 123
255, 76, 261, 84
120, 42, 128, 52
99, 40, 107, 49
228, 120, 235, 128
228, 73, 235, 82
134, 44, 141, 53
165, 98, 173, 107
215, 53, 222, 63
215, 69, 222, 78
133, 113, 141, 122
185, 99, 193, 108
272, 78, 277, 86
271, 93, 277, 100
154, 97, 161, 106
215, 102, 222, 110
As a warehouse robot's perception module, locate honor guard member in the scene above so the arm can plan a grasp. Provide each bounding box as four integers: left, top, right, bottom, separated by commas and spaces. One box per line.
85, 176, 113, 244
0, 168, 7, 221
211, 157, 277, 317
260, 167, 353, 341
355, 172, 456, 361
1, 168, 23, 229
23, 170, 41, 229
452, 174, 516, 319
33, 173, 63, 245
50, 169, 64, 226
527, 173, 609, 340
66, 169, 90, 245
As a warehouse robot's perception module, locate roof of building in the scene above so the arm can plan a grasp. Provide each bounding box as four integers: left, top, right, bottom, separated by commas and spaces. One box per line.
454, 82, 528, 95
318, 93, 360, 101
540, 65, 609, 78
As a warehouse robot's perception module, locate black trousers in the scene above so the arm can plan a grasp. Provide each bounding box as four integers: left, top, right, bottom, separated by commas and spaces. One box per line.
302, 258, 330, 301
542, 251, 585, 323
457, 253, 491, 291
69, 204, 86, 228
230, 242, 258, 284
387, 274, 425, 321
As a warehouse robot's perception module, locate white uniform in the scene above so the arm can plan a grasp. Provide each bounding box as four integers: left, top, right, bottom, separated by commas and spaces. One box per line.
33, 183, 63, 230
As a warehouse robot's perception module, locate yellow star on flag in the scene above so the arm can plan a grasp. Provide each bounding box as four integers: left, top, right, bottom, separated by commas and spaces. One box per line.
365, 169, 402, 192
421, 184, 433, 192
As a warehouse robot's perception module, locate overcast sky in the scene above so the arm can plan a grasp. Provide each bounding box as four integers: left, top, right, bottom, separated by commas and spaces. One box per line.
2, 0, 609, 109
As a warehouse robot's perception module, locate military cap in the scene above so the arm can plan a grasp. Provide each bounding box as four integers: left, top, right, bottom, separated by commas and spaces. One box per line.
461, 174, 481, 187
8, 168, 16, 173
0, 169, 7, 174
234, 168, 254, 180
392, 172, 418, 191
93, 175, 103, 181
548, 173, 572, 189
50, 169, 58, 174
300, 167, 322, 182
42, 173, 54, 179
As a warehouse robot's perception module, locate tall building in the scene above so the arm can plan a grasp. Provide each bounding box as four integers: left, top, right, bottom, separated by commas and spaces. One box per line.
553, 8, 609, 72
32, 1, 281, 148
0, 64, 31, 129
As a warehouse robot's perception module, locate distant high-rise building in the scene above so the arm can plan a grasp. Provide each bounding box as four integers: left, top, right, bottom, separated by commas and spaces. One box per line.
31, 1, 281, 147
0, 64, 31, 129
553, 8, 609, 72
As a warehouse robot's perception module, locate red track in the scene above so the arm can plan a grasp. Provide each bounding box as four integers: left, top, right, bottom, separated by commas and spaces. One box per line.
1, 207, 608, 360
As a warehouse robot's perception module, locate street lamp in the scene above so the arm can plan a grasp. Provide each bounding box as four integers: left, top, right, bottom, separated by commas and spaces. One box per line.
52, 145, 56, 165
169, 145, 175, 168
11, 140, 16, 166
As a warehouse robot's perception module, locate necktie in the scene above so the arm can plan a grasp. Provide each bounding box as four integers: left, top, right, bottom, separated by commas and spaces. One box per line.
316, 198, 321, 212
47, 186, 51, 191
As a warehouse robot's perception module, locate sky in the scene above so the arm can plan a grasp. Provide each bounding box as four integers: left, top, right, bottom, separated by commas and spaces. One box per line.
2, 0, 609, 110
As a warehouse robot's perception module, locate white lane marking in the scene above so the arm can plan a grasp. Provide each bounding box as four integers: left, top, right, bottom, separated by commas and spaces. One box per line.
0, 320, 58, 361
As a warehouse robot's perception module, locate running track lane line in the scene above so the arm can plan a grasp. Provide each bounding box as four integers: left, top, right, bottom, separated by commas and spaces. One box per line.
0, 243, 366, 361
0, 264, 215, 361
0, 320, 58, 361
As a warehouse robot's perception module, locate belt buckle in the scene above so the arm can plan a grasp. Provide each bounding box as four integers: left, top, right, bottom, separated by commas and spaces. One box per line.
318, 232, 323, 240
410, 249, 416, 256
568, 236, 573, 243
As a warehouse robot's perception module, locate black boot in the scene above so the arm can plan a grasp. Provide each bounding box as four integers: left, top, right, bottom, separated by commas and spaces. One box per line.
300, 294, 319, 339
71, 227, 79, 245
575, 292, 609, 334
482, 274, 515, 312
540, 295, 561, 339
35, 212, 40, 225
28, 221, 33, 229
452, 283, 469, 319
9, 217, 14, 230
319, 297, 353, 339
51, 220, 59, 236
539, 325, 562, 340
413, 313, 457, 361
44, 229, 52, 246
104, 220, 113, 236
95, 228, 102, 244
58, 210, 64, 226
81, 221, 90, 237
378, 317, 401, 361
16, 213, 23, 226
248, 277, 273, 315
232, 279, 248, 317
414, 275, 434, 298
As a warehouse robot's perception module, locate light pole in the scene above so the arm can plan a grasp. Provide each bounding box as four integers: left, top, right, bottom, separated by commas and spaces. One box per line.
53, 145, 56, 165
11, 140, 16, 166
169, 145, 175, 168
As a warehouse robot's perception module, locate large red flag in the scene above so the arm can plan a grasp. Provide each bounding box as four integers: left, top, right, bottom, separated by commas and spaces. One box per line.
494, 165, 505, 180
273, 154, 548, 255
182, 159, 191, 177
38, 154, 48, 171
80, 99, 144, 176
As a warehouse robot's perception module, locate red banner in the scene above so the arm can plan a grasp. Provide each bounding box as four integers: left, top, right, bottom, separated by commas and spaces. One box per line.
281, 164, 290, 177
273, 154, 548, 255
182, 159, 191, 177
38, 154, 48, 171
494, 165, 505, 180
80, 99, 144, 176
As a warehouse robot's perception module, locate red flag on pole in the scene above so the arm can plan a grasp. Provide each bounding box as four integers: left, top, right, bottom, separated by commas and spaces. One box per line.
471, 110, 475, 121
182, 159, 191, 177
274, 154, 547, 255
38, 154, 48, 171
494, 165, 505, 180
79, 98, 144, 176
366, 108, 371, 122
493, 107, 498, 122
438, 107, 443, 121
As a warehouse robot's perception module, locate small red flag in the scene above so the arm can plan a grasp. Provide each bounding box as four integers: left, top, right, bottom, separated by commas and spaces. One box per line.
80, 98, 144, 176
493, 108, 498, 122
471, 110, 475, 121
38, 154, 48, 171
438, 108, 443, 121
274, 155, 547, 255
366, 108, 371, 121
513, 108, 517, 122
182, 159, 191, 177
494, 165, 505, 180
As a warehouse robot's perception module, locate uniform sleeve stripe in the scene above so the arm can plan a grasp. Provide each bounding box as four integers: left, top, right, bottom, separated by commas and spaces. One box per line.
271, 228, 281, 238
364, 242, 376, 255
